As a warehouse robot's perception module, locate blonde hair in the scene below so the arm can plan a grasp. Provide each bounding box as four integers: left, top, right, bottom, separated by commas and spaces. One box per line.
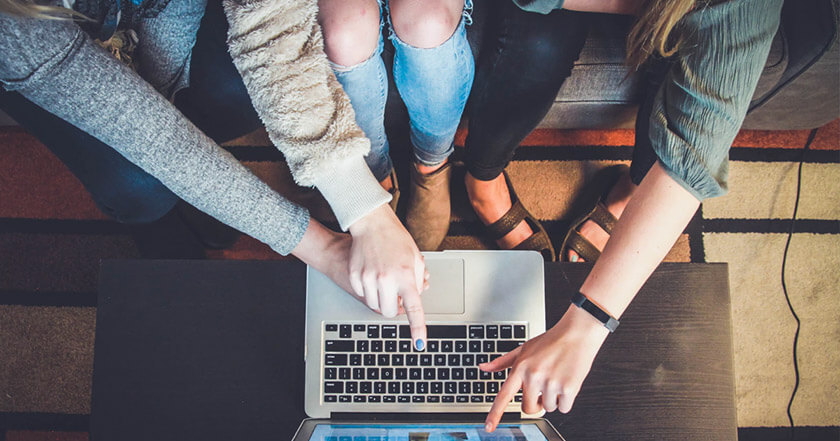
626, 0, 698, 70
0, 0, 90, 20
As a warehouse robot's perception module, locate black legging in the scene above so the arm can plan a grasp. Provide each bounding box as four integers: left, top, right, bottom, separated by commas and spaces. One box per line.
464, 0, 590, 181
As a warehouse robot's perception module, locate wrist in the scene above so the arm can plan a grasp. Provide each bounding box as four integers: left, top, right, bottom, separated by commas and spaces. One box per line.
348, 204, 396, 237
559, 304, 612, 342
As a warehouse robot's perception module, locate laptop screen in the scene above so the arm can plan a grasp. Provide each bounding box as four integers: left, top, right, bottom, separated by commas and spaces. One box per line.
309, 424, 548, 441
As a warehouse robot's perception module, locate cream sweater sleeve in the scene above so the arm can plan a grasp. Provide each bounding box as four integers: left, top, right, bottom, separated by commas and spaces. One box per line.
222, 0, 390, 231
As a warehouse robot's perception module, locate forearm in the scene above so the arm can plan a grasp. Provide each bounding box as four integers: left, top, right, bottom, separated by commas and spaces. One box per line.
579, 161, 700, 318
222, 0, 390, 230
1, 18, 310, 255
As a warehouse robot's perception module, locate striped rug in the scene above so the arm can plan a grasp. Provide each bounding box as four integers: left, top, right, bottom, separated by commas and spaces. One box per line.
1, 120, 838, 439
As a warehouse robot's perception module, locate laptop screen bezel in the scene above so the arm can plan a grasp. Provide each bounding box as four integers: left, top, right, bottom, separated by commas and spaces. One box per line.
291, 418, 566, 441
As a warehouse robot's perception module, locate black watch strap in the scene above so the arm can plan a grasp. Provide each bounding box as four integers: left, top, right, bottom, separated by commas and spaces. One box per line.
571, 292, 620, 333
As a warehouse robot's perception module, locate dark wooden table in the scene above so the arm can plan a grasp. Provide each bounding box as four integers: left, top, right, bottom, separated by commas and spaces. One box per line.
91, 260, 736, 441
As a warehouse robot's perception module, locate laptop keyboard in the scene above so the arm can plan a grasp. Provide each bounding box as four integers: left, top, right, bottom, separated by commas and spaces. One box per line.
322, 323, 526, 405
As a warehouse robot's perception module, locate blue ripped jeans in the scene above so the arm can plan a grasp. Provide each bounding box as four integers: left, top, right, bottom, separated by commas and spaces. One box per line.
331, 0, 475, 182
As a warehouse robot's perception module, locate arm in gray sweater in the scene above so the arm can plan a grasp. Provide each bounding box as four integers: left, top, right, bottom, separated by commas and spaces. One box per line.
0, 14, 310, 255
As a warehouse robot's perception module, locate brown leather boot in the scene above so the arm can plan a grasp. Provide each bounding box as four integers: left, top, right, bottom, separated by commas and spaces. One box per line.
383, 170, 400, 212
405, 162, 452, 251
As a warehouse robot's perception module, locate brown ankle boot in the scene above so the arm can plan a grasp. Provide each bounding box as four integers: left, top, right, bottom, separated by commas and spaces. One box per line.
384, 170, 400, 212
405, 162, 452, 251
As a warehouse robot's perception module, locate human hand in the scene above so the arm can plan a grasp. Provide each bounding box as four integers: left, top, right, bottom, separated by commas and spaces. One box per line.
348, 204, 429, 349
480, 305, 611, 432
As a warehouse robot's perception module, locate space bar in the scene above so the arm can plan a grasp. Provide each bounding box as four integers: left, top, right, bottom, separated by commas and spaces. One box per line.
399, 325, 466, 339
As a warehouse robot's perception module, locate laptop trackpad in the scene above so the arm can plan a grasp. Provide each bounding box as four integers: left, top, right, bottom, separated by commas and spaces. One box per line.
421, 258, 465, 314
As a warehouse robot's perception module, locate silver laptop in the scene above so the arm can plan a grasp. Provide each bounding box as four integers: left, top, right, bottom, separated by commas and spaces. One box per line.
303, 250, 547, 419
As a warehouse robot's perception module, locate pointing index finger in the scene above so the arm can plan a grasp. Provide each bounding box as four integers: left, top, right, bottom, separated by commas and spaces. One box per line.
485, 371, 522, 433
399, 284, 426, 350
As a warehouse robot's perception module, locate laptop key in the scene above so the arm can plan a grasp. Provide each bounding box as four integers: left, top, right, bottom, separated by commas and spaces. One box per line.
339, 395, 351, 403
367, 325, 380, 339
325, 395, 337, 402
448, 355, 460, 366
514, 325, 526, 339
374, 381, 386, 394
441, 341, 454, 352
452, 368, 465, 380
360, 382, 372, 394
396, 368, 407, 380
488, 382, 499, 394
457, 396, 469, 403
392, 354, 404, 366
459, 383, 470, 394
485, 396, 495, 403
325, 354, 347, 366
378, 354, 390, 366
371, 341, 383, 352
324, 382, 343, 394
445, 382, 457, 394
469, 341, 481, 353
326, 340, 355, 352
382, 325, 397, 339
364, 355, 376, 366
369, 396, 381, 403
357, 341, 369, 352
409, 368, 421, 380
350, 354, 362, 366
463, 354, 475, 366
500, 325, 513, 339
381, 368, 394, 380
455, 341, 467, 353
428, 341, 440, 352
325, 368, 337, 379
326, 324, 338, 332
399, 341, 412, 353
473, 383, 485, 394
417, 382, 429, 394
469, 325, 484, 339
346, 382, 358, 394
388, 382, 400, 394
437, 368, 450, 380
354, 396, 366, 403
398, 396, 410, 403
494, 371, 506, 380
431, 382, 443, 394
413, 396, 426, 403
423, 368, 436, 380
367, 368, 379, 380
406, 354, 419, 366
497, 341, 524, 353
354, 324, 366, 332
339, 368, 351, 379
483, 341, 495, 353
480, 370, 491, 380
434, 355, 447, 366
428, 396, 440, 403
514, 395, 523, 402
471, 396, 483, 403
420, 354, 432, 366
477, 354, 489, 364
442, 396, 455, 403
402, 383, 414, 394
384, 396, 396, 403
466, 368, 478, 380
385, 341, 397, 353
486, 325, 499, 338
339, 325, 352, 338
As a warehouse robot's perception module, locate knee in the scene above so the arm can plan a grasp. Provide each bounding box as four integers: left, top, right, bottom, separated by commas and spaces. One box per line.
93, 175, 178, 224
390, 0, 462, 48
318, 0, 381, 67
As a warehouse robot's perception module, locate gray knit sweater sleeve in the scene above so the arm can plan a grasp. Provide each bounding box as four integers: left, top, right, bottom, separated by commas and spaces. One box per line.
648, 0, 783, 200
0, 14, 310, 255
223, 0, 391, 231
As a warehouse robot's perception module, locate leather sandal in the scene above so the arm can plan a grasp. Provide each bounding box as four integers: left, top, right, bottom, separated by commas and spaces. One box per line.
559, 164, 628, 262
483, 171, 556, 262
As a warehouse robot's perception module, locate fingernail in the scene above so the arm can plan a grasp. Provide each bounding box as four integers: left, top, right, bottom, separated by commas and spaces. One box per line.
570, 254, 578, 262
485, 423, 493, 433
415, 339, 425, 351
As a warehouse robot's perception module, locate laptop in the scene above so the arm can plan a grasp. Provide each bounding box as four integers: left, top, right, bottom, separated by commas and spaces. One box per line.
297, 250, 565, 441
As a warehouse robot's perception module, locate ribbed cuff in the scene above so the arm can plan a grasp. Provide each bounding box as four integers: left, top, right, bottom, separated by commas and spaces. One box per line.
313, 156, 392, 231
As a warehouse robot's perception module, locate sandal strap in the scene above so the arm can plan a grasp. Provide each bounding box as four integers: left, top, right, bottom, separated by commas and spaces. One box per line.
589, 202, 618, 234
513, 230, 554, 261
485, 199, 529, 241
565, 229, 601, 262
